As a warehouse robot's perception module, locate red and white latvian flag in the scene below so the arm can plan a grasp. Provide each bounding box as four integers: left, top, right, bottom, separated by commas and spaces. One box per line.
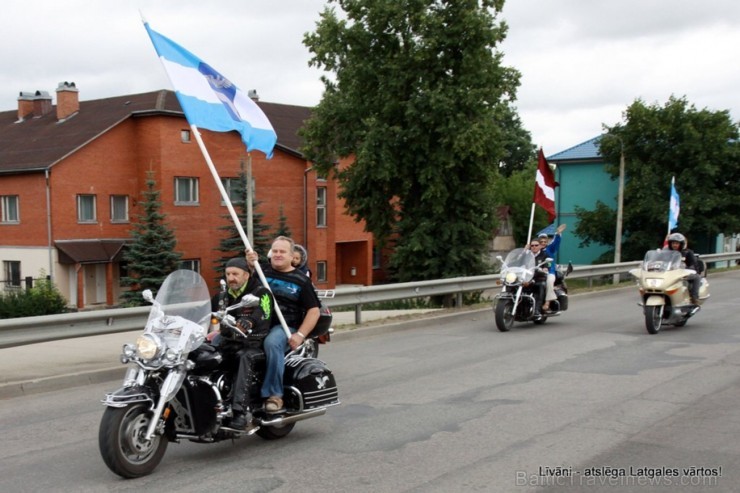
533, 148, 558, 222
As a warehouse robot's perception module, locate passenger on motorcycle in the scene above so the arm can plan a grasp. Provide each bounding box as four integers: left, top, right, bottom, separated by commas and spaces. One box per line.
663, 232, 701, 304
246, 236, 321, 414
537, 224, 567, 312
210, 257, 273, 430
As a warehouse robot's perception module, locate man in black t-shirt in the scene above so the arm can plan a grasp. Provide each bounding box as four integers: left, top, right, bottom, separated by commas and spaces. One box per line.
246, 236, 320, 413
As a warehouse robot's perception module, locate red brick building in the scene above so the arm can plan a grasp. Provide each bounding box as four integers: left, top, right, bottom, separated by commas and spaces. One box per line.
0, 83, 373, 309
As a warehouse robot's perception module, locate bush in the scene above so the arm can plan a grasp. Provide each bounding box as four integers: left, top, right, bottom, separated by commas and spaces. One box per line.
0, 279, 69, 319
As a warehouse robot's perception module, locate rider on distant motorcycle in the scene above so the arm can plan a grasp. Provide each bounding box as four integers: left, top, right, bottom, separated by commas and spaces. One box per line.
663, 232, 701, 304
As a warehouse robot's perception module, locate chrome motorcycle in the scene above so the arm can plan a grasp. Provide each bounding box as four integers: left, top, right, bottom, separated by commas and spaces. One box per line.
493, 248, 571, 331
98, 270, 339, 478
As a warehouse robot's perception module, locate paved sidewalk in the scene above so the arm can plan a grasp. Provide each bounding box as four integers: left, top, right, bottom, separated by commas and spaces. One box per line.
0, 309, 447, 399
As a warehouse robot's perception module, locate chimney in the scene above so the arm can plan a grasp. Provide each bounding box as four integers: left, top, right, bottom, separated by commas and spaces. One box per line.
56, 81, 79, 121
17, 91, 35, 120
247, 89, 259, 101
31, 90, 53, 118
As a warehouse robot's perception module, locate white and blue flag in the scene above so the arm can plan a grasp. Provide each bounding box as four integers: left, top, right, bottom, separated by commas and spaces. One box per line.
144, 23, 277, 158
668, 177, 680, 231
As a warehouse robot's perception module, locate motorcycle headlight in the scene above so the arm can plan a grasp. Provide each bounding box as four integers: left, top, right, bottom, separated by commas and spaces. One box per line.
505, 272, 518, 284
135, 333, 162, 360
645, 278, 663, 288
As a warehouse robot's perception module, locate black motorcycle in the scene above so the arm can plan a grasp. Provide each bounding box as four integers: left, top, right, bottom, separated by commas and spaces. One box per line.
98, 270, 339, 478
493, 248, 572, 331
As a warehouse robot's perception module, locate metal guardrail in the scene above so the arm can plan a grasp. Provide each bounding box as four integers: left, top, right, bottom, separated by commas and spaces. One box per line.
1, 252, 738, 348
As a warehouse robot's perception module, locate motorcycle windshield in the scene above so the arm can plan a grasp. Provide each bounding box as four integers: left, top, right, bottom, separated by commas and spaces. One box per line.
501, 248, 537, 282
642, 249, 682, 272
145, 269, 211, 354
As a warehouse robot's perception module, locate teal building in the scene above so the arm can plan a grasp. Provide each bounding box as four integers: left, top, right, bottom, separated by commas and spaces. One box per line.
547, 136, 617, 266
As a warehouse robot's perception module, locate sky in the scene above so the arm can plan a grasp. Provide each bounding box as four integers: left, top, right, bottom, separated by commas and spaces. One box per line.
2, 0, 738, 155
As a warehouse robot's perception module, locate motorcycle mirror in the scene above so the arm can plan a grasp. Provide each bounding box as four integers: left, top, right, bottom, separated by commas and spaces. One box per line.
239, 294, 260, 308
496, 255, 504, 262
566, 262, 574, 275
142, 289, 154, 303
220, 279, 227, 292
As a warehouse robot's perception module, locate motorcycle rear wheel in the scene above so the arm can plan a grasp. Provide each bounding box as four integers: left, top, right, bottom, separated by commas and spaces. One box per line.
494, 299, 514, 332
99, 404, 168, 479
645, 305, 663, 334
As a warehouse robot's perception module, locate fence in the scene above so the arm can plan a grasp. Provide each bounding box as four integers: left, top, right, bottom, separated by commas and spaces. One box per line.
1, 252, 739, 348
1, 276, 51, 292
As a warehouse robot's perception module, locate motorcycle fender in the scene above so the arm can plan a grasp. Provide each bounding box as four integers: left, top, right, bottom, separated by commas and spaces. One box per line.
644, 295, 666, 307
102, 384, 156, 409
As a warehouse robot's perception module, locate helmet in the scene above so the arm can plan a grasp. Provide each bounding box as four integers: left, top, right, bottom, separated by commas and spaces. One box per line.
667, 232, 686, 249
292, 244, 308, 269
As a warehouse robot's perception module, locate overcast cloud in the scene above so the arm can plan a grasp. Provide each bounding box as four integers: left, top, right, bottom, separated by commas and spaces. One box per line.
2, 0, 738, 154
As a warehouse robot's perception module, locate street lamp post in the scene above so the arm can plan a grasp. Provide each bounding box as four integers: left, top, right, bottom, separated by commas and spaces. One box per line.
613, 141, 625, 284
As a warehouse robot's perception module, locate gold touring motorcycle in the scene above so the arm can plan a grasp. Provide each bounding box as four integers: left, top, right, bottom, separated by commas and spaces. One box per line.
629, 249, 710, 334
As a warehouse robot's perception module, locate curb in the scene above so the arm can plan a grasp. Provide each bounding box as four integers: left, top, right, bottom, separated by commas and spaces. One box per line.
0, 367, 125, 400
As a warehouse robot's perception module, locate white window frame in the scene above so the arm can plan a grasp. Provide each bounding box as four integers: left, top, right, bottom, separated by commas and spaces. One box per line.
1, 195, 19, 223
175, 177, 199, 205
110, 195, 129, 223
77, 194, 97, 223
181, 129, 191, 143
3, 260, 21, 287
316, 186, 327, 227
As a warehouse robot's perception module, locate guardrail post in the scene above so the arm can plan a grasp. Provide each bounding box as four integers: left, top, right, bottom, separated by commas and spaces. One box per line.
354, 304, 362, 325
455, 292, 463, 307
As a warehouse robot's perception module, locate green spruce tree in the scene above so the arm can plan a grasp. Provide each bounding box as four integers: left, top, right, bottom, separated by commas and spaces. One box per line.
274, 203, 292, 238
121, 171, 182, 306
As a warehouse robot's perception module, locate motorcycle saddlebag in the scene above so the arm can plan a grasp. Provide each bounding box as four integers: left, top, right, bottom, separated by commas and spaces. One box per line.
557, 293, 568, 311
283, 355, 339, 410
309, 304, 333, 339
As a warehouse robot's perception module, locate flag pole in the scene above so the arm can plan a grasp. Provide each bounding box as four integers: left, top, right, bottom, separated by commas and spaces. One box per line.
667, 176, 674, 236
190, 124, 291, 339
527, 203, 536, 247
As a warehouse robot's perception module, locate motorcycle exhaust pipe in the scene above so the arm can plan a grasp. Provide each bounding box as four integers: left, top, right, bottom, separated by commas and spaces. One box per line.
258, 407, 327, 427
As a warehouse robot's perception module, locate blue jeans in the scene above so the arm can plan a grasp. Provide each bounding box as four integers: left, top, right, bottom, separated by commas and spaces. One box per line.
261, 324, 295, 398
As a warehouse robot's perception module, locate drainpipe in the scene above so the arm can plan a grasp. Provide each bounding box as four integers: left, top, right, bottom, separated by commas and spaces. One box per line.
303, 165, 313, 246
45, 169, 53, 281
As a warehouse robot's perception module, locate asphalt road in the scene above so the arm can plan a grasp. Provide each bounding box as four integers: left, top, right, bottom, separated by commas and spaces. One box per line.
1, 271, 740, 492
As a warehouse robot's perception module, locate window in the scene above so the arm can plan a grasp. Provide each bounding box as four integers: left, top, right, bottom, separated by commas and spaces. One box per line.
3, 261, 21, 288
175, 177, 199, 205
179, 259, 201, 273
316, 261, 327, 282
373, 246, 382, 269
181, 129, 191, 143
110, 195, 129, 223
77, 194, 97, 223
316, 187, 327, 227
1, 195, 19, 223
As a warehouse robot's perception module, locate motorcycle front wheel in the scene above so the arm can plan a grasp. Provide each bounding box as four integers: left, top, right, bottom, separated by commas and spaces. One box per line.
99, 404, 169, 479
494, 299, 514, 332
645, 305, 664, 334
